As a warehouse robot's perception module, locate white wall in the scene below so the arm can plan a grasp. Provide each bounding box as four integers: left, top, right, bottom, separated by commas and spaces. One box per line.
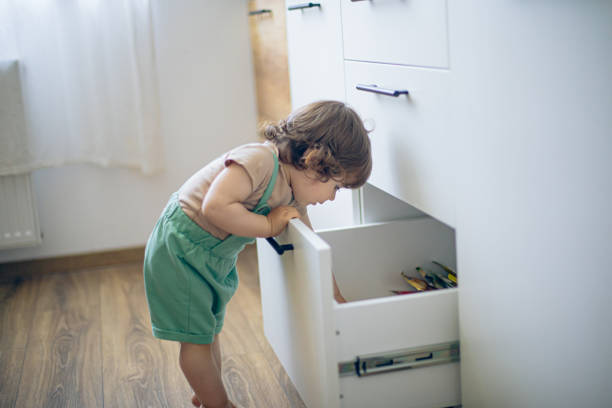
0, 1, 258, 263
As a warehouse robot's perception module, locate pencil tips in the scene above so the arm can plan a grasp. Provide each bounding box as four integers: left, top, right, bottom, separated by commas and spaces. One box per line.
393, 261, 458, 295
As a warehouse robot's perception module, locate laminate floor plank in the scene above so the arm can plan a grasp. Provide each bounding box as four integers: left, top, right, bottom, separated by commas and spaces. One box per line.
100, 264, 192, 408
254, 334, 307, 408
0, 277, 40, 407
222, 297, 264, 357
14, 271, 103, 408
224, 353, 293, 408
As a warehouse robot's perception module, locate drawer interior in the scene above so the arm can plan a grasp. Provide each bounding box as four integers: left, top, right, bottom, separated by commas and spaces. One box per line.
319, 216, 456, 302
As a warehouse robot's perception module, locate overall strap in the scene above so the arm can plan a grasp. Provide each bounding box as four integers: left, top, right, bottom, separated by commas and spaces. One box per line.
253, 151, 279, 214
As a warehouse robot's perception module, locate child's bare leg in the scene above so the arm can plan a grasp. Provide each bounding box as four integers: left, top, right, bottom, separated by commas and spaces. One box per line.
190, 335, 224, 407
212, 334, 222, 374
180, 341, 232, 408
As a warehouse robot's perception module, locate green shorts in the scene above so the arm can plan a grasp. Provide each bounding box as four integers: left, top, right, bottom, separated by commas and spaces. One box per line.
143, 193, 252, 344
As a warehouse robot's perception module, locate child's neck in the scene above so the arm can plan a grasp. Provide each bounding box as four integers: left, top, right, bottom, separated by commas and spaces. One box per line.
284, 163, 296, 191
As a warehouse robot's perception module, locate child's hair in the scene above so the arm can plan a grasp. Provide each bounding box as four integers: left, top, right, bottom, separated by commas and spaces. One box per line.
263, 100, 372, 188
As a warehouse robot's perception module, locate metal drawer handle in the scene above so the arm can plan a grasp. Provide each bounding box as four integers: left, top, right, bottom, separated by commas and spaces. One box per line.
249, 9, 272, 16
356, 84, 409, 97
266, 237, 294, 255
288, 3, 321, 11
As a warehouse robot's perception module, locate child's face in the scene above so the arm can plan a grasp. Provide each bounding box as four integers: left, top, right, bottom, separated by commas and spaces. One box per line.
291, 170, 343, 206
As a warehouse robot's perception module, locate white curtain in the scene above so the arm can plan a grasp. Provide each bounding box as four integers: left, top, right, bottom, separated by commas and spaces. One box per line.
0, 0, 162, 176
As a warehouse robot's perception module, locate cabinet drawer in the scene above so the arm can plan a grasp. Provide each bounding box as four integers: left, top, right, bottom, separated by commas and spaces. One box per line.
340, 0, 449, 68
257, 218, 460, 408
285, 0, 345, 107
345, 60, 455, 227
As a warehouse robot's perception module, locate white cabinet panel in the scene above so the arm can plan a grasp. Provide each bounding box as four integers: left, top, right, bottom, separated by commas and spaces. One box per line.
285, 0, 345, 107
361, 182, 426, 224
449, 2, 612, 406
257, 218, 460, 408
345, 61, 455, 227
340, 0, 449, 68
285, 0, 355, 231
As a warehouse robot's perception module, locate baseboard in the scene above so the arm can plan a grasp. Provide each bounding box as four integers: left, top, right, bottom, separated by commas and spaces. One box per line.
0, 246, 145, 282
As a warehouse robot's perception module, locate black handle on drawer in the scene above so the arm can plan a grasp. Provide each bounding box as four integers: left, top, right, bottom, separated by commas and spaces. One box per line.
266, 237, 294, 255
249, 9, 272, 16
288, 3, 321, 11
356, 84, 409, 97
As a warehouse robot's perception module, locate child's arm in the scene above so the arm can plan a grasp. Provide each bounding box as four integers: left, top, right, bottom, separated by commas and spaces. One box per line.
299, 212, 348, 304
202, 163, 299, 237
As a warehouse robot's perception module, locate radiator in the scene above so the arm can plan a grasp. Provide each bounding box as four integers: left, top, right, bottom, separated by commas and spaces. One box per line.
0, 173, 41, 249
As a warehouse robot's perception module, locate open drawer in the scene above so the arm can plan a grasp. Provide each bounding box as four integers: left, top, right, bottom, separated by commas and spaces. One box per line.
256, 218, 460, 408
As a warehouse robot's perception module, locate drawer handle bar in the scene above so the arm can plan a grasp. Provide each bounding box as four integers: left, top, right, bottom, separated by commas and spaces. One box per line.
266, 237, 294, 255
288, 3, 321, 11
356, 84, 409, 97
249, 9, 272, 16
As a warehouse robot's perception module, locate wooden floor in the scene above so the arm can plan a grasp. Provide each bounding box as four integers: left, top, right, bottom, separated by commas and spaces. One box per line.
0, 244, 305, 408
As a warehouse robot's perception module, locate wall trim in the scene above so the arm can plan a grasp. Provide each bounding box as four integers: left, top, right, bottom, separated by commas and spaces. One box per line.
0, 246, 145, 282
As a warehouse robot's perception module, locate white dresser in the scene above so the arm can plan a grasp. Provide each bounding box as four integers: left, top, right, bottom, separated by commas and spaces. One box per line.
259, 1, 612, 407
286, 0, 456, 228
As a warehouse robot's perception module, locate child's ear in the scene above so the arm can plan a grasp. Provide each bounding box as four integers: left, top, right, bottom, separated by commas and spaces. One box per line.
301, 147, 314, 168
302, 144, 329, 169
299, 146, 316, 170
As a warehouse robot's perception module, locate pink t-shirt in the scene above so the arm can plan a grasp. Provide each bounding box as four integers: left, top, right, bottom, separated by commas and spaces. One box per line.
177, 142, 305, 240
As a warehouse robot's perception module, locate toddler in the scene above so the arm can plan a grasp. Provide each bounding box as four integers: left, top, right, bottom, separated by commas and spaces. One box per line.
143, 100, 372, 408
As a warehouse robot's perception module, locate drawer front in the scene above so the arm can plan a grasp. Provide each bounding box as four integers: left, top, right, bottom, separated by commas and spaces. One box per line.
341, 0, 449, 68
333, 291, 460, 408
339, 362, 460, 408
345, 60, 455, 227
285, 0, 345, 107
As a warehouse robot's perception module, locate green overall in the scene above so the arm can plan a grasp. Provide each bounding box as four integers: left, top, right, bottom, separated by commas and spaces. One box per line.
143, 153, 279, 344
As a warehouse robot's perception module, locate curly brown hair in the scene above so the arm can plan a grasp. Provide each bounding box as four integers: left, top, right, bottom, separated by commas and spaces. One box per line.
262, 100, 372, 188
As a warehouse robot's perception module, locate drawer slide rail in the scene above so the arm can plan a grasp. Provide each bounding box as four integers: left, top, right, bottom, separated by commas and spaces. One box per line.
338, 341, 459, 377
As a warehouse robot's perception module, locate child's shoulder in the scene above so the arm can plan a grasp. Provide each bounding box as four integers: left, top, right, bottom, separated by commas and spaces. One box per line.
224, 142, 278, 184
226, 142, 277, 167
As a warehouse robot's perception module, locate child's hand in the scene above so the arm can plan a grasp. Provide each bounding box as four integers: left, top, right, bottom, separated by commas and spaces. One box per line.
332, 274, 347, 303
266, 205, 300, 236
